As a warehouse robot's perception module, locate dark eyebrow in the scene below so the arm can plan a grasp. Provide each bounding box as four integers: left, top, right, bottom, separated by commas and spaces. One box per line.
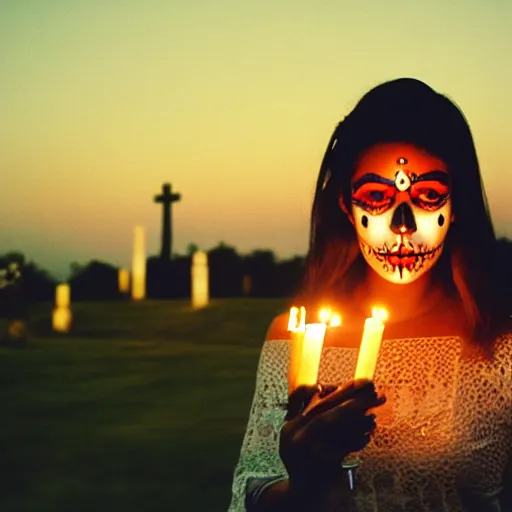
352, 173, 395, 193
414, 170, 449, 185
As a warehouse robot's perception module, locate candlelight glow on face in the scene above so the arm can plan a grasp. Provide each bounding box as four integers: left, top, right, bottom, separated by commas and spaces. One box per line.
350, 143, 452, 284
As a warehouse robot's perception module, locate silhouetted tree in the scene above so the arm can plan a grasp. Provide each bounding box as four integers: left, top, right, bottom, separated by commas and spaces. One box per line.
0, 252, 57, 304
274, 256, 306, 297
69, 261, 85, 280
0, 256, 24, 319
0, 253, 30, 346
243, 250, 278, 297
23, 262, 57, 302
208, 243, 243, 297
186, 243, 199, 256
2, 251, 25, 267
69, 260, 121, 301
147, 255, 191, 299
5, 236, 509, 305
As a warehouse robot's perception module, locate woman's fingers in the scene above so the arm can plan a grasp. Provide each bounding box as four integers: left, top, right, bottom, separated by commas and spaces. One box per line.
303, 407, 375, 453
311, 403, 376, 434
286, 385, 321, 419
318, 384, 338, 398
304, 382, 385, 419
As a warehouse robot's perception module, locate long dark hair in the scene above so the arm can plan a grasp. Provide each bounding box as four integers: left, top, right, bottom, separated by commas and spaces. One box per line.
298, 78, 507, 347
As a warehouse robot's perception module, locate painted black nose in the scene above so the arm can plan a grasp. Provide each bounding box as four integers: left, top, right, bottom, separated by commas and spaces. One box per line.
390, 202, 417, 234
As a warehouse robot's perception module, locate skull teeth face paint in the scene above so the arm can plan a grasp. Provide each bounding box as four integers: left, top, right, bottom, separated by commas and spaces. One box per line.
349, 143, 452, 284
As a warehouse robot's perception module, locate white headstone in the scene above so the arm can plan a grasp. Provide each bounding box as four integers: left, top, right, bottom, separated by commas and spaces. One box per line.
131, 225, 146, 300
52, 283, 72, 332
191, 250, 209, 309
118, 268, 130, 293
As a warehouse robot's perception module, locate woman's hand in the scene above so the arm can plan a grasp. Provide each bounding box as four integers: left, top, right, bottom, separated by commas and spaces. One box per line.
280, 380, 386, 493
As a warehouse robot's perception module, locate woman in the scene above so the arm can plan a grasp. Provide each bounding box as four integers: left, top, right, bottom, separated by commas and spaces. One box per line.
228, 78, 512, 511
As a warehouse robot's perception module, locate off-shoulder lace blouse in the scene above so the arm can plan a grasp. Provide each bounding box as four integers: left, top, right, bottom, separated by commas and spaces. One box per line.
228, 335, 512, 511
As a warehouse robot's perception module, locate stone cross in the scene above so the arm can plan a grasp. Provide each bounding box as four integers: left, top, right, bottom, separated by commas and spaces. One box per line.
154, 183, 181, 260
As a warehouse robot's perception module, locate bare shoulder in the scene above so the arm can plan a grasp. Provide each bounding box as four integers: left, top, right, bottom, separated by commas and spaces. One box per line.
264, 312, 290, 342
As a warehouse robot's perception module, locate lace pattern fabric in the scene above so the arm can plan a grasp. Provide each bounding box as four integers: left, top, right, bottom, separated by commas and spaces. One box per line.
228, 335, 512, 511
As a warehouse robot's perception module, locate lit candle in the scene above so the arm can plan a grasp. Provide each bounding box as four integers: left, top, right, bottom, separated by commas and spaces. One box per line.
298, 322, 327, 386
287, 307, 341, 393
287, 306, 306, 332
354, 307, 388, 381
287, 306, 306, 394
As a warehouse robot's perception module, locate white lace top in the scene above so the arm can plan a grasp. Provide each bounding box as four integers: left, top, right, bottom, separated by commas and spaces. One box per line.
228, 335, 512, 511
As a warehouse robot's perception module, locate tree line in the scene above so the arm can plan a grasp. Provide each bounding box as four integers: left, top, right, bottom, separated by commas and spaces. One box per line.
1, 238, 512, 308
0, 242, 305, 305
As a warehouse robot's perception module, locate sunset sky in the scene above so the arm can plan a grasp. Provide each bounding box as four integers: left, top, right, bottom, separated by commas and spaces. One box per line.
1, 0, 511, 280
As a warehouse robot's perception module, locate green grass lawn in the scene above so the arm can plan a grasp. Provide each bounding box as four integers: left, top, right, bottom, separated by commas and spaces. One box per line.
0, 298, 287, 512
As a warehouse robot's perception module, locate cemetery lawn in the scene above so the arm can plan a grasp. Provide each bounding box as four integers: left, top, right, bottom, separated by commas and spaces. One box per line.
0, 299, 286, 512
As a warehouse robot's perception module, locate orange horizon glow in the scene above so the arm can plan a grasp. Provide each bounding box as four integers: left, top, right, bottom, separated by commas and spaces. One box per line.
1, 2, 511, 280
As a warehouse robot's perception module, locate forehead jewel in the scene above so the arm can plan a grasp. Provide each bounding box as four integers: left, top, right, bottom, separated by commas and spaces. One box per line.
395, 169, 411, 192
395, 156, 410, 191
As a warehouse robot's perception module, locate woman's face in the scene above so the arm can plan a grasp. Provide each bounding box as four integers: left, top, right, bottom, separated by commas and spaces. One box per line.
346, 142, 453, 284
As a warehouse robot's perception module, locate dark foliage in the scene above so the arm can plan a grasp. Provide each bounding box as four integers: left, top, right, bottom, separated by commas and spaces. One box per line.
68, 260, 123, 301
0, 238, 510, 305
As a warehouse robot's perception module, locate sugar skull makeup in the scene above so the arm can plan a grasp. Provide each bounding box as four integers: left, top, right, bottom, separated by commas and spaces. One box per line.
348, 143, 452, 284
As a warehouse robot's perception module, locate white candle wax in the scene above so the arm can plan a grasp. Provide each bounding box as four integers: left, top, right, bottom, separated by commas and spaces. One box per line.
288, 330, 305, 394
297, 323, 327, 387
354, 316, 385, 381
287, 306, 306, 394
191, 250, 209, 309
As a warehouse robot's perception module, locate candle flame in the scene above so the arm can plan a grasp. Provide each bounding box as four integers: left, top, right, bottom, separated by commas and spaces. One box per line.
318, 307, 341, 327
330, 313, 342, 327
372, 307, 388, 322
288, 306, 306, 332
319, 308, 331, 324
288, 307, 298, 331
